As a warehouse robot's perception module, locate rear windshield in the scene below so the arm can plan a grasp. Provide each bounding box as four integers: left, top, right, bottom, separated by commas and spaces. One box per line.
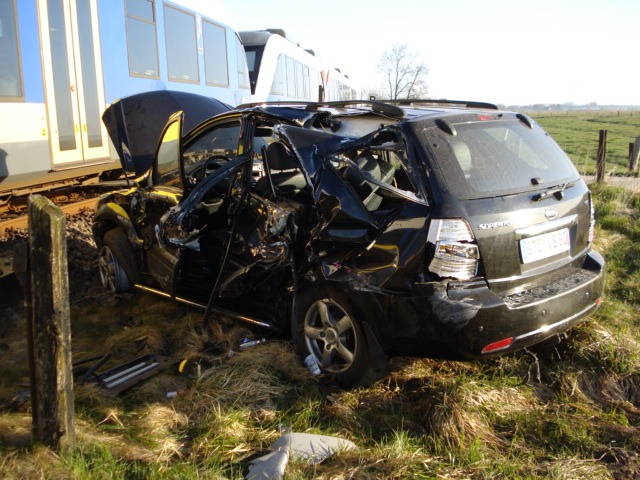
422, 118, 579, 200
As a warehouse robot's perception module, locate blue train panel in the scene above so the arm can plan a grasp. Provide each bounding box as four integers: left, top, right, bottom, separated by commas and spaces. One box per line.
0, 0, 250, 200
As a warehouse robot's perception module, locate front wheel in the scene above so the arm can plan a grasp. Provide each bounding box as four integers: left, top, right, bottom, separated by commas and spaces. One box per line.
296, 287, 380, 389
98, 228, 138, 293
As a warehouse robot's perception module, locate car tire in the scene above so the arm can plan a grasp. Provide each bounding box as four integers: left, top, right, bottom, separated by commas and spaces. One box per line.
99, 228, 138, 293
296, 286, 378, 389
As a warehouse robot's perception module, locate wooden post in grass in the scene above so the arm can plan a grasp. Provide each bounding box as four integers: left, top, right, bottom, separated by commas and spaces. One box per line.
26, 195, 75, 451
596, 130, 607, 183
631, 136, 640, 173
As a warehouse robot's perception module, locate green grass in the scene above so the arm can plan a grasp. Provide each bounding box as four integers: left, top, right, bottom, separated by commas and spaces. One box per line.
530, 110, 640, 175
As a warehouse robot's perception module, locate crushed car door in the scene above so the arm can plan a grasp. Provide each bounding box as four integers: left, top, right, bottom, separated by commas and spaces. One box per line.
131, 111, 186, 292
156, 116, 244, 300
273, 125, 380, 246
278, 123, 431, 290
159, 157, 250, 303
277, 124, 425, 244
157, 154, 299, 319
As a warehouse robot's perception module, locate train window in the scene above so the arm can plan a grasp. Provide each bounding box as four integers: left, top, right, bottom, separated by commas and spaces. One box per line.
286, 56, 296, 98
125, 0, 159, 78
270, 55, 286, 95
295, 61, 305, 99
311, 68, 320, 100
0, 0, 23, 101
203, 20, 229, 87
235, 36, 250, 89
303, 66, 311, 101
164, 5, 199, 83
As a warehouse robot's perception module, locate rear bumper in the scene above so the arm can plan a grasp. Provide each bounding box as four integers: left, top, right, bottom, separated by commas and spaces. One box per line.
384, 250, 605, 358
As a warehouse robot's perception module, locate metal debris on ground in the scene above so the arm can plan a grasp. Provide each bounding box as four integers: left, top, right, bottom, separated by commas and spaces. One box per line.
246, 432, 357, 480
88, 353, 176, 395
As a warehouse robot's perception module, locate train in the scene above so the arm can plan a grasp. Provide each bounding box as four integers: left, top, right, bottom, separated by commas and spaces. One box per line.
239, 29, 359, 103
0, 0, 251, 206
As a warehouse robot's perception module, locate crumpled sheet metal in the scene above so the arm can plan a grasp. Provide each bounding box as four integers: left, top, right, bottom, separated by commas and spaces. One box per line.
246, 432, 357, 479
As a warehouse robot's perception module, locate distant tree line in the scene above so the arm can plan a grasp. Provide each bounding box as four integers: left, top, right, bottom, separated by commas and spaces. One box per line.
503, 103, 640, 112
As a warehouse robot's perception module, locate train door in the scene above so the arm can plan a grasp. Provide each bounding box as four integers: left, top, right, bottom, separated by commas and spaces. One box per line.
38, 0, 109, 169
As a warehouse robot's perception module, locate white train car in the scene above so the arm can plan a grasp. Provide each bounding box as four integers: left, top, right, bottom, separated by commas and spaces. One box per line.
239, 29, 358, 103
0, 0, 250, 203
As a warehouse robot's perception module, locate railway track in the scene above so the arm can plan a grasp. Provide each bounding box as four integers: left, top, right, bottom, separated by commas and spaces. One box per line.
0, 196, 100, 236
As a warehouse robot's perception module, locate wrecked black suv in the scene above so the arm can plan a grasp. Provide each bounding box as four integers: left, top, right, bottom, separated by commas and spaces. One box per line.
93, 91, 605, 388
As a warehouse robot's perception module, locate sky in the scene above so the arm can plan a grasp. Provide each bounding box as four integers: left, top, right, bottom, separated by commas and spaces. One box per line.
225, 0, 640, 106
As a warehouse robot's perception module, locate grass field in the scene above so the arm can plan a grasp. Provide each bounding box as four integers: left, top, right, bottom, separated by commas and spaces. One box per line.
2, 119, 640, 478
530, 110, 640, 176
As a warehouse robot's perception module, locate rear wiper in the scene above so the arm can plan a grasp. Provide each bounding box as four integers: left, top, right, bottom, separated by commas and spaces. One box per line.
532, 181, 576, 201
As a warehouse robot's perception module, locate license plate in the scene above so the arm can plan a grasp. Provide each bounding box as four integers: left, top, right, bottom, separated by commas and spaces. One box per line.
520, 228, 570, 264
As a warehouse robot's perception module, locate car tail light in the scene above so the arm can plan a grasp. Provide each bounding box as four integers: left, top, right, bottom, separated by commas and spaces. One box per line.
427, 219, 479, 280
588, 195, 596, 244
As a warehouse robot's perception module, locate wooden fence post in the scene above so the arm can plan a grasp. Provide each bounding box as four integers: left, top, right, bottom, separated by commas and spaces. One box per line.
632, 136, 640, 173
27, 195, 75, 452
596, 130, 607, 183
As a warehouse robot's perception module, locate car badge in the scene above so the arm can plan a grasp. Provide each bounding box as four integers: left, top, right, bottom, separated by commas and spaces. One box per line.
544, 208, 558, 220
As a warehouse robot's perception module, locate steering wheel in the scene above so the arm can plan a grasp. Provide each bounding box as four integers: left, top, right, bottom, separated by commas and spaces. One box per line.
189, 154, 231, 186
204, 155, 230, 176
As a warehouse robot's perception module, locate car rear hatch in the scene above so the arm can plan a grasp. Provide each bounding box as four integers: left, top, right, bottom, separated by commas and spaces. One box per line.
421, 112, 593, 294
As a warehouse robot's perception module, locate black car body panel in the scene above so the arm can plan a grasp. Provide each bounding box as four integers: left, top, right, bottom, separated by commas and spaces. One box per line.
93, 95, 605, 387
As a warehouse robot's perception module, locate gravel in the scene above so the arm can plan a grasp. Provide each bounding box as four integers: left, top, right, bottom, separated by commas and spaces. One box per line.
0, 207, 110, 308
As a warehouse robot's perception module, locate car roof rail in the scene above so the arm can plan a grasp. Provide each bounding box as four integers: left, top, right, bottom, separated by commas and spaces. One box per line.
237, 100, 406, 119
381, 99, 499, 110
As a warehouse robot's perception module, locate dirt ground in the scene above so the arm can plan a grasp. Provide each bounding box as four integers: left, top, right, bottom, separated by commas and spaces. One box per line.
583, 174, 640, 191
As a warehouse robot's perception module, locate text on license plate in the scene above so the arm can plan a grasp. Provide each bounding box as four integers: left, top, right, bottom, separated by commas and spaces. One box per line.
520, 228, 570, 264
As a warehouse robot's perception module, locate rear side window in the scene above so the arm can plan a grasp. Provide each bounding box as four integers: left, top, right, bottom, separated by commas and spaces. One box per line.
423, 119, 579, 199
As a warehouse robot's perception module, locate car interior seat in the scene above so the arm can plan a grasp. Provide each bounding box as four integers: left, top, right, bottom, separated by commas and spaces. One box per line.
254, 142, 307, 198
450, 139, 473, 180
343, 152, 395, 211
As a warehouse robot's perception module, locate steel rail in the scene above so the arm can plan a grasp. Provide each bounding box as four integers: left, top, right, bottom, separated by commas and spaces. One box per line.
0, 197, 99, 235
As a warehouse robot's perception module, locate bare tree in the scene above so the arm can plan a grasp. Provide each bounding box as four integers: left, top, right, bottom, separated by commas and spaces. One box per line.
377, 43, 428, 100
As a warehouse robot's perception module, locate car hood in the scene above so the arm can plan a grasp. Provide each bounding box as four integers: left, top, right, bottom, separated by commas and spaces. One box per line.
102, 90, 231, 176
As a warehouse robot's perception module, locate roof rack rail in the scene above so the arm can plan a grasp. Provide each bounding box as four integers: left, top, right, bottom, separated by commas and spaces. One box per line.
236, 100, 405, 118
382, 99, 499, 110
